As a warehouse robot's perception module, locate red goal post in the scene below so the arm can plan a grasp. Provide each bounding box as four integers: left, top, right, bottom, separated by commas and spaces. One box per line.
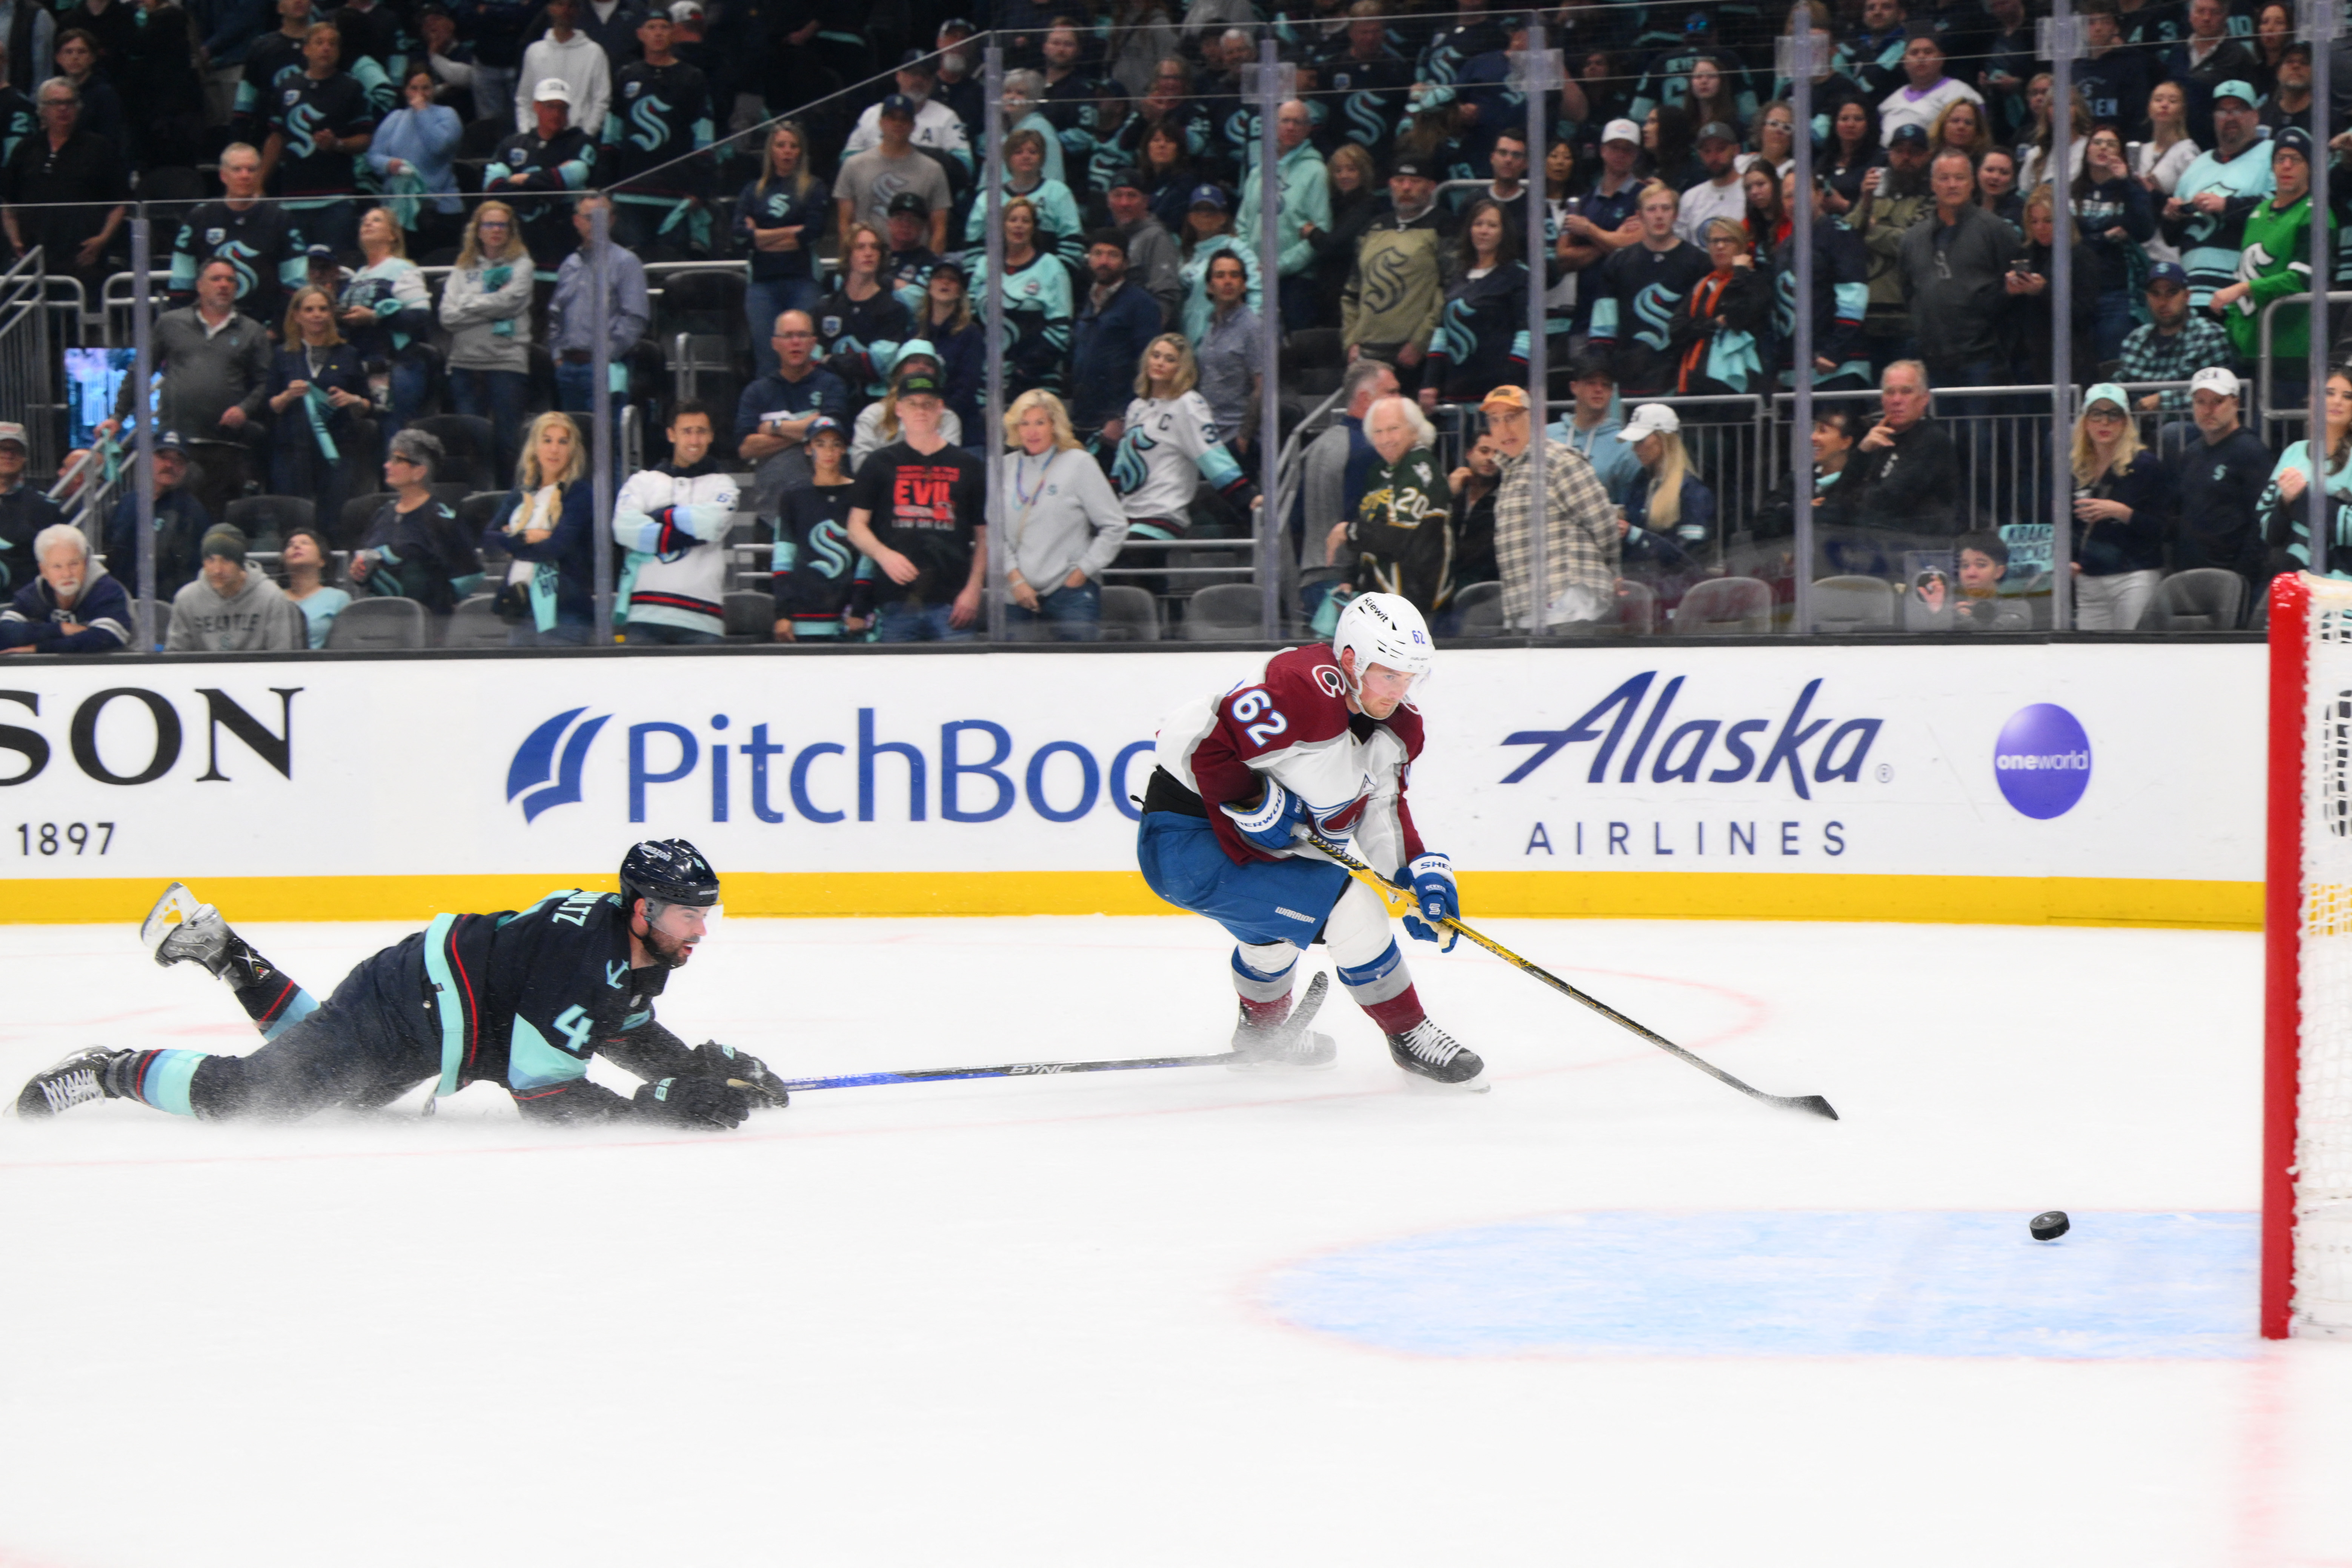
2265, 571, 2352, 1338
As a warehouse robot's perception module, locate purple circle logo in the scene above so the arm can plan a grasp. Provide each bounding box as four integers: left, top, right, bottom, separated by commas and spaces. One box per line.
1994, 704, 2092, 819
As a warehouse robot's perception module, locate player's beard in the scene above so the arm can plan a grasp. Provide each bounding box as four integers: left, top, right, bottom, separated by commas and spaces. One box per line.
641, 919, 699, 969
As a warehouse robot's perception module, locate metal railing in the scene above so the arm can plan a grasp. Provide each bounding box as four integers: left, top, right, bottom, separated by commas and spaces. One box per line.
0, 249, 57, 476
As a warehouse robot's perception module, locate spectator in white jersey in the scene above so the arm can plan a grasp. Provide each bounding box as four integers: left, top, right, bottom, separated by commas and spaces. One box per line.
612, 401, 739, 645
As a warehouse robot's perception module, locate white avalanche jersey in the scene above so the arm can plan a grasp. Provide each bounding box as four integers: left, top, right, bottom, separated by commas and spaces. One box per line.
611, 463, 741, 636
1155, 643, 1427, 877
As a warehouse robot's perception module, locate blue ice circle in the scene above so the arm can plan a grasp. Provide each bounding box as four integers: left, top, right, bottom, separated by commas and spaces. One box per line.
1261, 1211, 2255, 1360
1993, 703, 2093, 819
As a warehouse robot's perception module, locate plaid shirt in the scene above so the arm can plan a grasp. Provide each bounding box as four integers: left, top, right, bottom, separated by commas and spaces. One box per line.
2116, 316, 2235, 410
1494, 438, 1620, 627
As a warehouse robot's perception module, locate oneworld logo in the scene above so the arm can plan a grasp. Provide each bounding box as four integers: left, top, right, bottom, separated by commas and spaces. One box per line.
508, 707, 610, 822
1500, 673, 1881, 800
1992, 704, 2092, 819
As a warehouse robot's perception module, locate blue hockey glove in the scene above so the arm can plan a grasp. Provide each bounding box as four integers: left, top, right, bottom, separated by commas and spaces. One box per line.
1401, 852, 1459, 952
1221, 779, 1309, 852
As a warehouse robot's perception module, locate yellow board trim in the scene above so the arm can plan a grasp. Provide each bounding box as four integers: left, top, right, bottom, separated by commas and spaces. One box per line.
0, 872, 2264, 930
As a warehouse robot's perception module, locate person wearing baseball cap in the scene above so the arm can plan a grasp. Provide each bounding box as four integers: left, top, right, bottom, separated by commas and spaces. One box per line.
100, 430, 218, 603
1342, 158, 1448, 373
1479, 383, 1622, 629
2118, 258, 2235, 414
771, 413, 861, 643
2172, 363, 2272, 600
843, 363, 987, 643
0, 420, 62, 588
2210, 123, 2324, 386
515, 0, 608, 137
2167, 75, 2272, 307
1678, 119, 1751, 242
2068, 382, 2168, 631
834, 90, 954, 241
486, 74, 599, 274
839, 43, 975, 172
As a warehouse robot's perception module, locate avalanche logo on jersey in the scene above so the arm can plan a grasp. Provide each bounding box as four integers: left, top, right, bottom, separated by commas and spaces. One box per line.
627, 92, 673, 152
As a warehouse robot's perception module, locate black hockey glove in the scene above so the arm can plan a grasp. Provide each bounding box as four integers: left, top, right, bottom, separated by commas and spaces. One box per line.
634, 1075, 753, 1130
682, 1041, 790, 1108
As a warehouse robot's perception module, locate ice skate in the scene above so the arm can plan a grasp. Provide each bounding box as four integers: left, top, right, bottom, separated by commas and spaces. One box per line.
141, 882, 233, 976
1385, 1019, 1488, 1091
1229, 972, 1336, 1070
12, 1047, 132, 1119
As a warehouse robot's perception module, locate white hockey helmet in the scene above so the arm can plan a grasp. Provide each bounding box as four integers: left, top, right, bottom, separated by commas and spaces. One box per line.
1332, 592, 1435, 691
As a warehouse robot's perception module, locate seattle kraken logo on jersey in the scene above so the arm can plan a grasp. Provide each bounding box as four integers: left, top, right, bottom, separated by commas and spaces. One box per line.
508, 707, 610, 822
1342, 91, 1387, 149
1112, 426, 1154, 495
1631, 281, 1682, 351
807, 518, 853, 580
627, 92, 673, 152
284, 100, 324, 160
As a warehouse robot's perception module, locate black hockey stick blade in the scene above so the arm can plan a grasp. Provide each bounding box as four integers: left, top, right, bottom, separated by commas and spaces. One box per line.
1302, 833, 1839, 1120
781, 974, 1331, 1093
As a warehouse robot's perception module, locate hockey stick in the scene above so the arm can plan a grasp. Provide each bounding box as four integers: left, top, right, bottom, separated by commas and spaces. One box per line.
773, 974, 1331, 1094
1302, 833, 1839, 1121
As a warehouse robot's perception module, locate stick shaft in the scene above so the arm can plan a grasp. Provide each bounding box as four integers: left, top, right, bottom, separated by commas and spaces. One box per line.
1306, 835, 1836, 1119
778, 1052, 1243, 1092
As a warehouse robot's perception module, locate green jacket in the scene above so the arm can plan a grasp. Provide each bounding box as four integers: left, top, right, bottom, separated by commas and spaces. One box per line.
1342, 204, 1453, 354
2227, 193, 2334, 362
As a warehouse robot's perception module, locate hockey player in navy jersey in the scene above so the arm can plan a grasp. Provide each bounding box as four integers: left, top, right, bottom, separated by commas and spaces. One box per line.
1138, 592, 1486, 1089
13, 841, 787, 1128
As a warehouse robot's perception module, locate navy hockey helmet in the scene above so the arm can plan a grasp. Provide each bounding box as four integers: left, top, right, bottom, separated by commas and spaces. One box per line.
620, 838, 721, 913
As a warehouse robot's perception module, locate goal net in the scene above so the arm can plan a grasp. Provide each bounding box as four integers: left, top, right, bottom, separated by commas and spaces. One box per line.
2267, 572, 2352, 1337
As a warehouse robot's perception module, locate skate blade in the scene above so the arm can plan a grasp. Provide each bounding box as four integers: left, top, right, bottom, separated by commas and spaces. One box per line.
139, 882, 203, 957
1399, 1068, 1492, 1095
1225, 1032, 1339, 1073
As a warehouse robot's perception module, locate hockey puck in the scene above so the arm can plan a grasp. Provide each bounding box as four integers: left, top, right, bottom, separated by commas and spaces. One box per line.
2029, 1210, 2070, 1242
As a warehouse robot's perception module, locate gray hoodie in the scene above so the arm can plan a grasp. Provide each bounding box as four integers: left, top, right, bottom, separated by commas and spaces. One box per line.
167, 568, 305, 653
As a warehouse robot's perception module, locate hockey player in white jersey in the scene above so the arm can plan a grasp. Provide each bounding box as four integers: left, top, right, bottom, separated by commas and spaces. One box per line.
611, 401, 741, 644
1136, 593, 1485, 1088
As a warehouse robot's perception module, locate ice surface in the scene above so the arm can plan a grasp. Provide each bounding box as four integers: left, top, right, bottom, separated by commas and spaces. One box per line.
4, 913, 2349, 1567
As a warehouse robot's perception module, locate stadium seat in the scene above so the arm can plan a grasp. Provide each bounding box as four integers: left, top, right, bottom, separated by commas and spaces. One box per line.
1182, 582, 1264, 640
221, 495, 314, 551
442, 593, 513, 648
1614, 578, 1657, 635
137, 598, 169, 650
335, 493, 391, 549
1809, 575, 1897, 634
1669, 576, 1773, 636
1098, 583, 1161, 642
721, 591, 774, 643
2140, 568, 2246, 632
405, 414, 497, 491
324, 596, 427, 650
1452, 579, 1502, 636
657, 270, 747, 341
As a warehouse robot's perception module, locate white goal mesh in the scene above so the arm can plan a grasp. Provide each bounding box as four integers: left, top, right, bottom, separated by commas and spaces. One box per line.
2295, 577, 2352, 1331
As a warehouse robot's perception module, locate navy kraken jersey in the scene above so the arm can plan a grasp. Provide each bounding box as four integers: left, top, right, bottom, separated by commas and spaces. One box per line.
427, 888, 697, 1120
603, 59, 713, 201
771, 478, 870, 635
169, 200, 308, 312
267, 71, 374, 198
1586, 239, 1714, 396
